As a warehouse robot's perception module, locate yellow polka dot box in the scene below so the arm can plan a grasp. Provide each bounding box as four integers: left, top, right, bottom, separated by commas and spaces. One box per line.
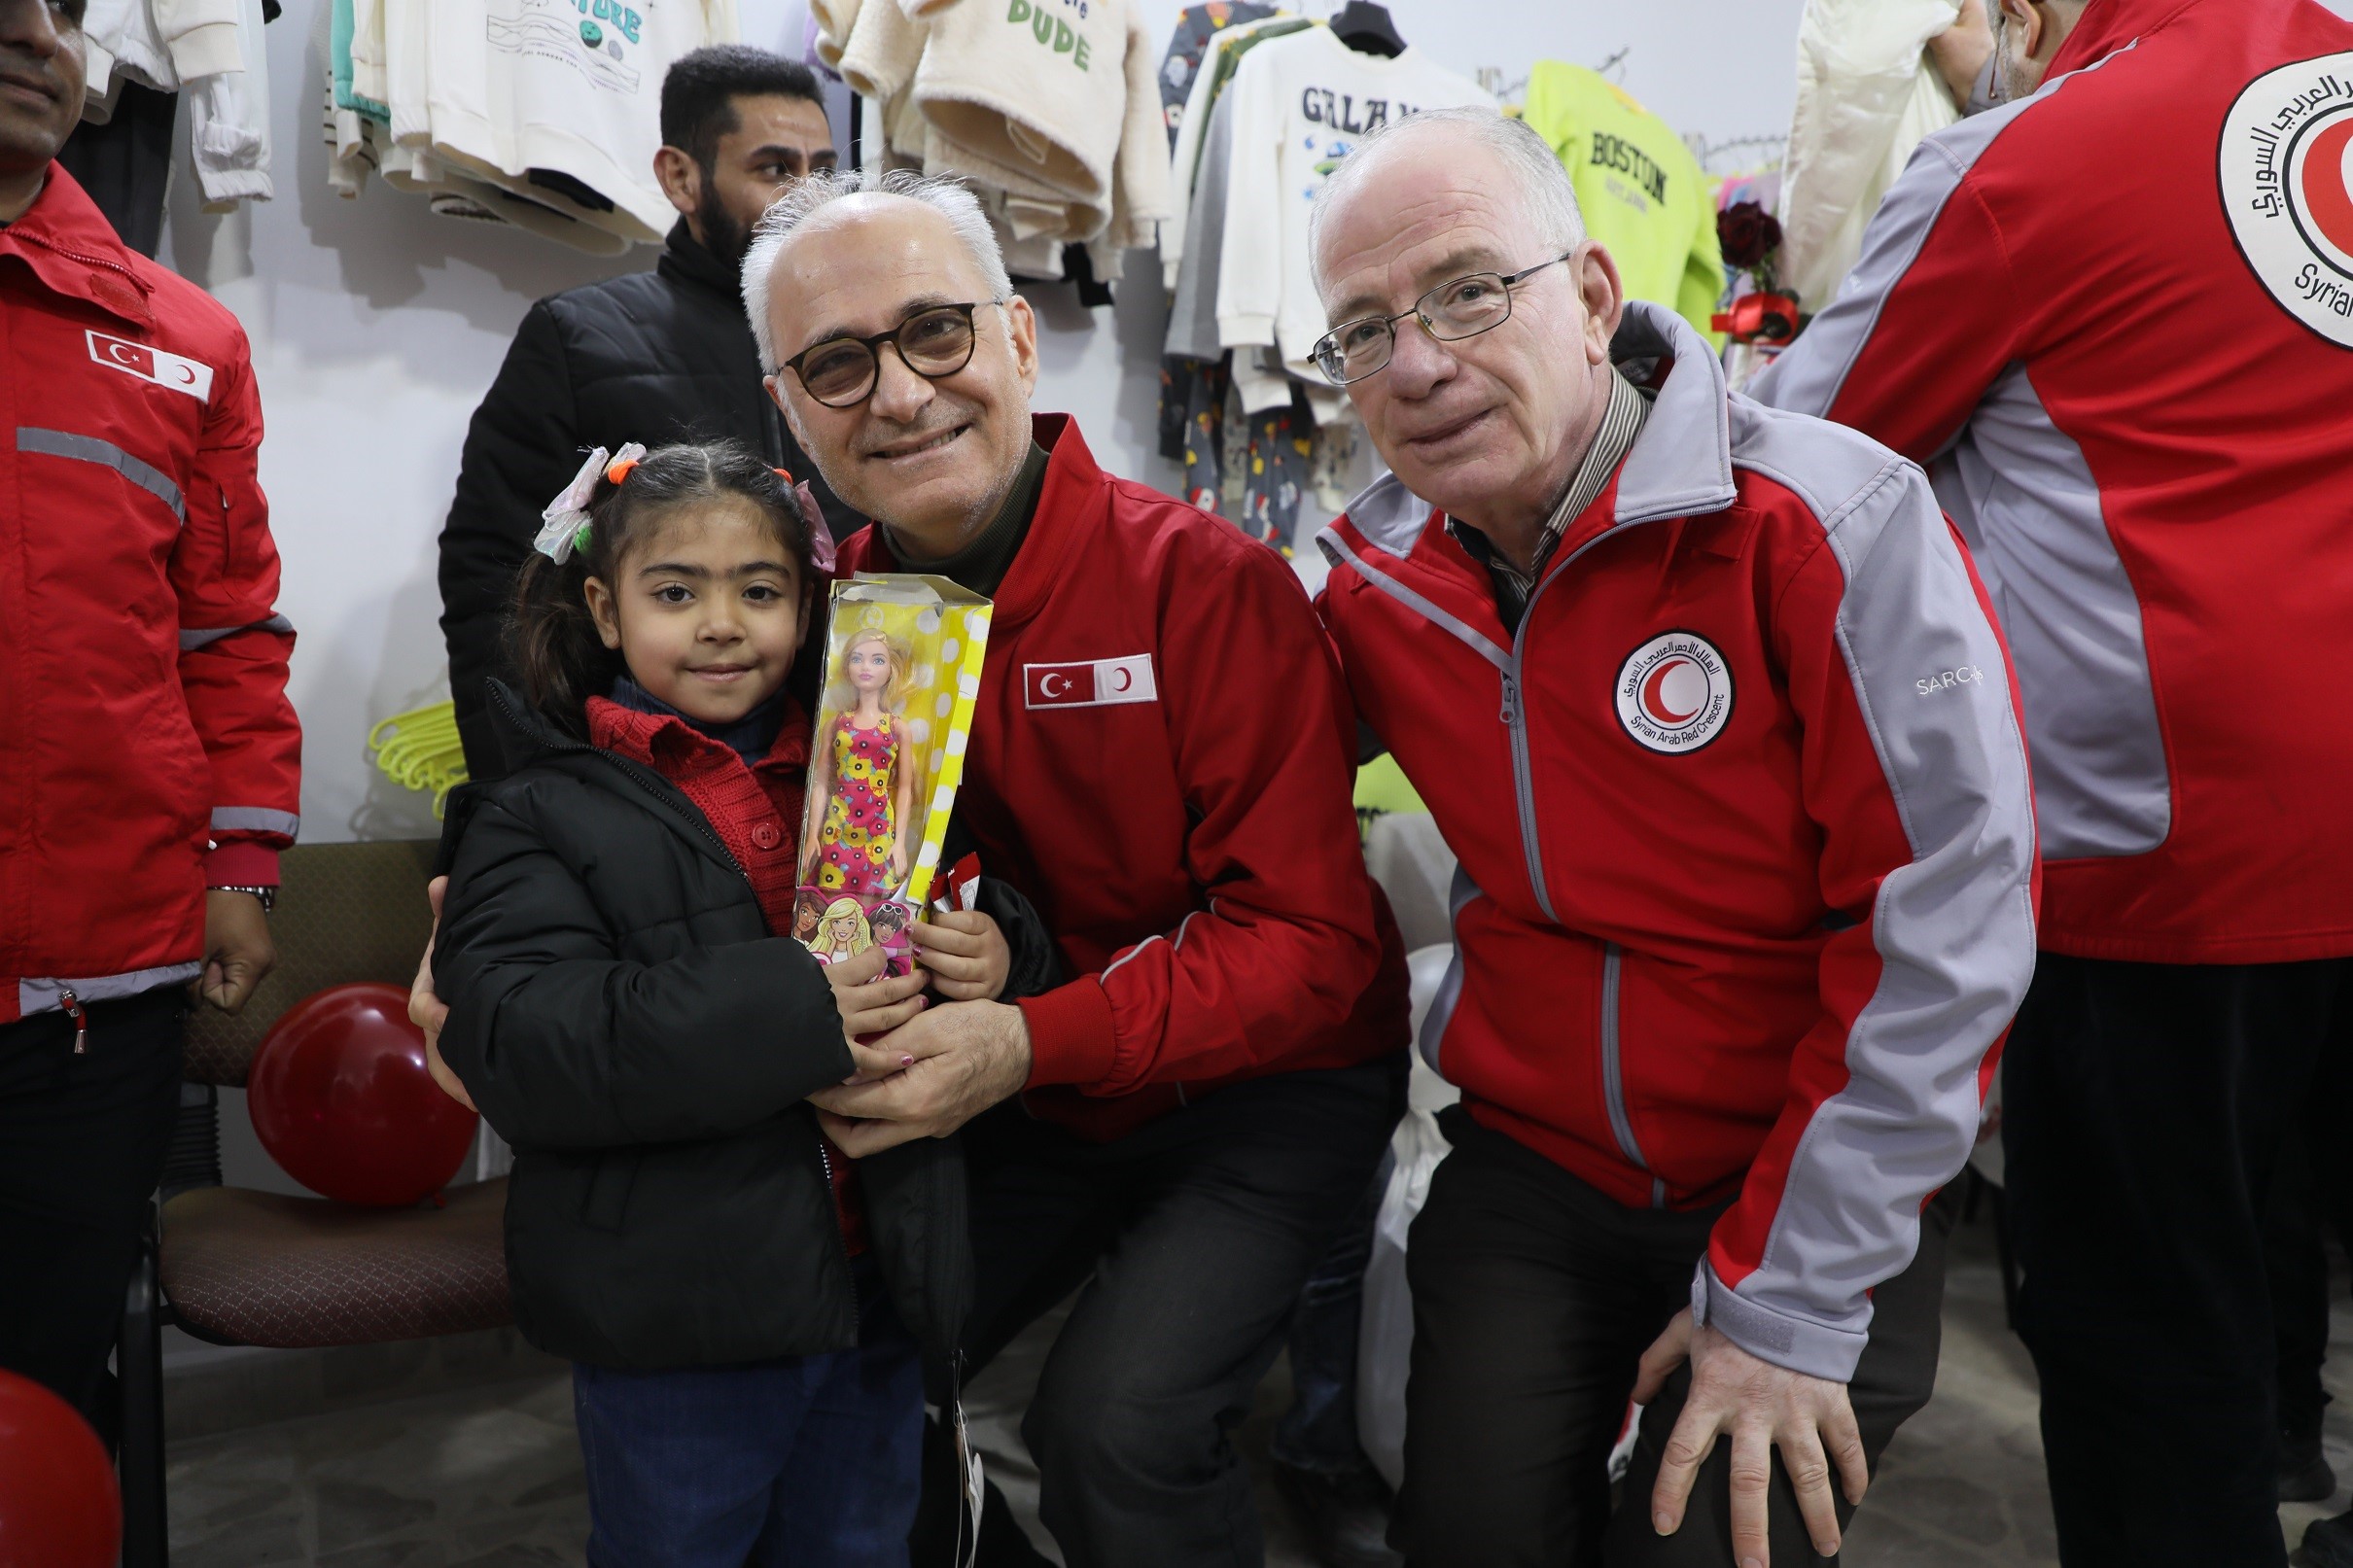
793, 574, 993, 970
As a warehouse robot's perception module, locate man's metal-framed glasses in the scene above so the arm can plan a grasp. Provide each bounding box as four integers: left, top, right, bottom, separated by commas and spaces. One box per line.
1311, 253, 1577, 386
780, 299, 1008, 408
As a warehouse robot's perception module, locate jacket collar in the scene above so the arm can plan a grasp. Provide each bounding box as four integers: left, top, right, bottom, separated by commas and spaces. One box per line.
478, 679, 801, 883
0, 164, 155, 330
587, 688, 810, 777
2048, 0, 2196, 78
841, 412, 1104, 632
1326, 300, 1738, 567
655, 220, 746, 314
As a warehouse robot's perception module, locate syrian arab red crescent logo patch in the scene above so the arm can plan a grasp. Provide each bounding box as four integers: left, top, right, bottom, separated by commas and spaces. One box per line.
2220, 52, 2353, 347
1615, 632, 1733, 754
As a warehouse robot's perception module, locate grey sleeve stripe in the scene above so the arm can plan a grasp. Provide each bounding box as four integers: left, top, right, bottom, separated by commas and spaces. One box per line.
17, 427, 187, 524
1319, 531, 1510, 671
1708, 406, 2038, 1382
211, 807, 300, 836
19, 963, 203, 1018
180, 615, 295, 650
1745, 138, 1975, 422
1750, 45, 2132, 424
1418, 863, 1484, 1077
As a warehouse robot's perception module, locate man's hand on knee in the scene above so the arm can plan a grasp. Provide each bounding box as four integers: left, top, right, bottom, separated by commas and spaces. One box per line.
1634, 1307, 1867, 1568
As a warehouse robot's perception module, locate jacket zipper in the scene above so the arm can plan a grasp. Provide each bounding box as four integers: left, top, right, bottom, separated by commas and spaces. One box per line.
590, 751, 750, 884
1499, 530, 1618, 923
60, 988, 88, 1054
1596, 944, 1665, 1206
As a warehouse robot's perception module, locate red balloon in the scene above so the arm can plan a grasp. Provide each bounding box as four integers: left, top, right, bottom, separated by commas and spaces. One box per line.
0, 1370, 119, 1568
248, 983, 479, 1206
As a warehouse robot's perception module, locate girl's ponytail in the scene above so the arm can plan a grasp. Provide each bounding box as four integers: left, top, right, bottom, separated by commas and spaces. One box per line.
506, 546, 618, 740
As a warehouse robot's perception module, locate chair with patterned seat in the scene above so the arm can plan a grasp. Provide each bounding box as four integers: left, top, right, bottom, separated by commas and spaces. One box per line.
117, 840, 512, 1568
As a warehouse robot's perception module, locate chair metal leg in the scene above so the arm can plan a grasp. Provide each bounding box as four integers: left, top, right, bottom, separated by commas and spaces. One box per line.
119, 1203, 169, 1568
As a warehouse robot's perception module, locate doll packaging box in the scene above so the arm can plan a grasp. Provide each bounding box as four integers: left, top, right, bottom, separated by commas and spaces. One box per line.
794, 575, 992, 967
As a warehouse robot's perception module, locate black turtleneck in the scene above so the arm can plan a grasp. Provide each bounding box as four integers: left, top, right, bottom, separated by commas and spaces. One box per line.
882, 442, 1050, 599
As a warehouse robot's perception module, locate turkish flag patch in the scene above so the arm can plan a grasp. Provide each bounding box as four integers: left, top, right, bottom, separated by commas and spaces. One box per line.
88, 331, 214, 403
1023, 654, 1159, 710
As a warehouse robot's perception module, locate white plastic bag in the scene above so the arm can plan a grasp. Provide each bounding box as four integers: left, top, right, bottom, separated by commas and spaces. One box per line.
1357, 942, 1461, 1492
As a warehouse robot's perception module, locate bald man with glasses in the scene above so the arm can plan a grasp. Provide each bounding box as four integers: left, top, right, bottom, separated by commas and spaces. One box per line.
1310, 109, 2039, 1568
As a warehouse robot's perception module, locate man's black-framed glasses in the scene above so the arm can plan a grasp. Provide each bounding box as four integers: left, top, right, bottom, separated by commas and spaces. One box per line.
781, 299, 1007, 408
1312, 253, 1577, 386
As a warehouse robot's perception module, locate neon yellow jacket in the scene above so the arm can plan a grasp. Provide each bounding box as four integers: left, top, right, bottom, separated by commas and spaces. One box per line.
1522, 62, 1725, 345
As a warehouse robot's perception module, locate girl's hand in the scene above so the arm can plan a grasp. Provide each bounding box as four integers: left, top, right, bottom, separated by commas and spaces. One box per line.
823, 945, 930, 1084
911, 911, 1011, 1001
888, 841, 909, 886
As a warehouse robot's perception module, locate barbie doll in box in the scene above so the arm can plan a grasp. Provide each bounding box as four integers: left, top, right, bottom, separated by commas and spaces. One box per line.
799, 626, 917, 902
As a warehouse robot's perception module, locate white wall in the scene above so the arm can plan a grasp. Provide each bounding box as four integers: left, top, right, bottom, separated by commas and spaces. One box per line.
158, 0, 1808, 845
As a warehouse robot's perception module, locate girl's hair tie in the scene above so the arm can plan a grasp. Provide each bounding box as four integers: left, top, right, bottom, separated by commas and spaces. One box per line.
533, 441, 647, 564
772, 466, 795, 482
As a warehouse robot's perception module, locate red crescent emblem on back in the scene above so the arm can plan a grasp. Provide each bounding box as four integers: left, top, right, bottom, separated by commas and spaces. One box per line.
2301, 116, 2353, 258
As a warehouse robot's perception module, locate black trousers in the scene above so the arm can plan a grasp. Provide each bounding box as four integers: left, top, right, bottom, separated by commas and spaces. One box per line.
1393, 1105, 1949, 1568
921, 1055, 1405, 1568
2005, 953, 2353, 1568
0, 985, 185, 1445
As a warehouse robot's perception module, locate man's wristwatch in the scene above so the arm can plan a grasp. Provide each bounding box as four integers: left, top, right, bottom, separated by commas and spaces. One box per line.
213, 885, 278, 915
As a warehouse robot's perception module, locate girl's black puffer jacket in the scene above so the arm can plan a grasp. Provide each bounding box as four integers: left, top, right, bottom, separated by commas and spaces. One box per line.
434, 681, 968, 1373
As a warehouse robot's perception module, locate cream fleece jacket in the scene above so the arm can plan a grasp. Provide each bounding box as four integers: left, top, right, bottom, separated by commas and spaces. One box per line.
914, 0, 1134, 217
837, 0, 927, 101
811, 0, 862, 67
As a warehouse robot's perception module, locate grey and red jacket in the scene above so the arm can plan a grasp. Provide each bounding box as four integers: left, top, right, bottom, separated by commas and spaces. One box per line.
1753, 0, 2353, 964
0, 166, 299, 1024
1317, 304, 2039, 1380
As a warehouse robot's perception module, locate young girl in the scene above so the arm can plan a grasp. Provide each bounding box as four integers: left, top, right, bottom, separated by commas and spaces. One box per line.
431, 441, 1009, 1567
800, 625, 917, 897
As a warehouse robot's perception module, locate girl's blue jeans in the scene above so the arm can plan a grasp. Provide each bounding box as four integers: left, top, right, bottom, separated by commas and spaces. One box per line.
572, 1257, 923, 1568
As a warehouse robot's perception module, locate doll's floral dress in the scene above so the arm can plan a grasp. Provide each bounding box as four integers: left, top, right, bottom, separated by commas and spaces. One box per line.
816, 714, 901, 898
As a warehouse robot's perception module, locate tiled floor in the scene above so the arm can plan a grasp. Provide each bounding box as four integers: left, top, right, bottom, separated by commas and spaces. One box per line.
163, 1210, 2353, 1566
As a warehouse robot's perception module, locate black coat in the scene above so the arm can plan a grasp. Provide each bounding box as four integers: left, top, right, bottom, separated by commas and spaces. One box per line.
437, 223, 862, 779
433, 681, 968, 1373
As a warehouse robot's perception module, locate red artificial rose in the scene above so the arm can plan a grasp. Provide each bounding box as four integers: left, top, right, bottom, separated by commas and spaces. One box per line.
1718, 200, 1783, 270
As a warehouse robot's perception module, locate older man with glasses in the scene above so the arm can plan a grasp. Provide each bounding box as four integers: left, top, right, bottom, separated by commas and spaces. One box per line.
749, 171, 1413, 1568
1308, 108, 2040, 1568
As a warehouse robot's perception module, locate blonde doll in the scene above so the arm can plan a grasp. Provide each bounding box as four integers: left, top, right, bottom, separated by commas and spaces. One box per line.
799, 626, 918, 898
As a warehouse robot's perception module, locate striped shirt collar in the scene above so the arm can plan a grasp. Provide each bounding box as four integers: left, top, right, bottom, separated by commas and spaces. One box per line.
1454, 366, 1652, 614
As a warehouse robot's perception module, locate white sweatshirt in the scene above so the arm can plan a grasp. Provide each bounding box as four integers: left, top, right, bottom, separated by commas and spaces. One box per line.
190, 0, 273, 208
81, 0, 244, 99
416, 0, 738, 243
1215, 27, 1491, 378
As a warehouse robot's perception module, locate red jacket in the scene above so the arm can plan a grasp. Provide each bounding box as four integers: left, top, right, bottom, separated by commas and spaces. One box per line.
0, 167, 299, 1024
1318, 305, 2039, 1380
836, 415, 1408, 1140
1754, 0, 2353, 964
